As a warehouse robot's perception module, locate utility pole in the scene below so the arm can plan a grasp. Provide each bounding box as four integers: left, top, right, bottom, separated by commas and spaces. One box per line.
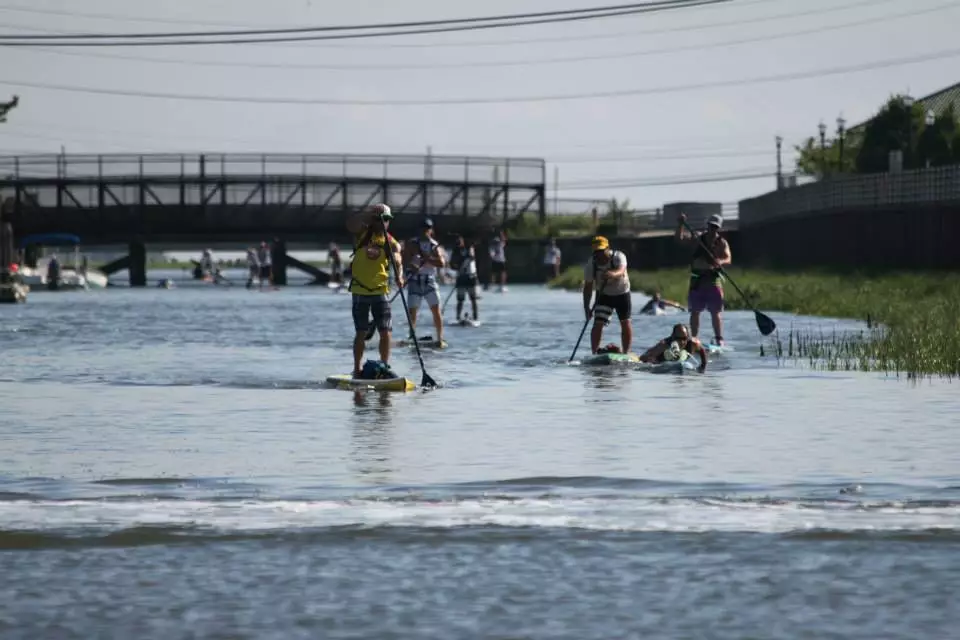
775, 136, 783, 189
553, 165, 559, 215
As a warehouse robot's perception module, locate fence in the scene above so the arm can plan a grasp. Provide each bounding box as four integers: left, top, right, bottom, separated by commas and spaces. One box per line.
739, 163, 960, 226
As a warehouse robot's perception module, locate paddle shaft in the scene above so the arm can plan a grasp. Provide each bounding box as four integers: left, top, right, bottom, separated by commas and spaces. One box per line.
569, 269, 600, 363
383, 223, 436, 388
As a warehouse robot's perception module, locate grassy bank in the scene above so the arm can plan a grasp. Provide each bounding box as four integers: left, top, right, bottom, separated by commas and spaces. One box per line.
549, 266, 960, 379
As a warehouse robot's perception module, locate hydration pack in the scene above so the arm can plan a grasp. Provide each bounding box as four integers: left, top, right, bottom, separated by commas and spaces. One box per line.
360, 360, 396, 380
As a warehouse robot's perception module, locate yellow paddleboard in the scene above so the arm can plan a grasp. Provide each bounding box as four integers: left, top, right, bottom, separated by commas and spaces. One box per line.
326, 374, 416, 392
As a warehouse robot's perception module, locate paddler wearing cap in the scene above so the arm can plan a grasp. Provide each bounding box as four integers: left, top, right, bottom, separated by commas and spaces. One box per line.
345, 203, 403, 378
402, 217, 447, 344
582, 236, 633, 355
675, 212, 732, 346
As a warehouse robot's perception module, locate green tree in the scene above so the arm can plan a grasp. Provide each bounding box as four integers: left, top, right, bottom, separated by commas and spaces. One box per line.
855, 95, 929, 173
794, 131, 861, 176
0, 95, 18, 123
916, 105, 956, 168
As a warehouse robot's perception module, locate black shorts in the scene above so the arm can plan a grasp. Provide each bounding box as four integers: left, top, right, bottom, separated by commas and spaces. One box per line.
594, 292, 632, 325
352, 294, 392, 334
456, 274, 478, 300
259, 264, 272, 280
491, 260, 506, 277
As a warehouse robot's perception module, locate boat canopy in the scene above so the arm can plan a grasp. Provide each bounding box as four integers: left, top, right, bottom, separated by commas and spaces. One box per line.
19, 233, 81, 247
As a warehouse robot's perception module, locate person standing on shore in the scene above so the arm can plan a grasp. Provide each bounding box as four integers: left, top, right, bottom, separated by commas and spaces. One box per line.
403, 218, 446, 344
449, 235, 479, 322
675, 213, 731, 345
329, 243, 342, 284
488, 229, 508, 293
346, 204, 403, 378
543, 238, 562, 282
582, 236, 633, 355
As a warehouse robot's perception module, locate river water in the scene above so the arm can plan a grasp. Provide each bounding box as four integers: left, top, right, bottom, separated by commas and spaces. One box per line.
2, 273, 958, 639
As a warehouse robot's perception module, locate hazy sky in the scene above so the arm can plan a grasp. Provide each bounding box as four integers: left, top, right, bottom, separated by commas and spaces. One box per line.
1, 0, 958, 212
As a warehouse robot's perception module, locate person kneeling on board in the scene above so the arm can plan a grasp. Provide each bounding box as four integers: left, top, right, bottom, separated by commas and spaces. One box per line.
449, 234, 479, 323
346, 203, 403, 379
403, 218, 447, 345
582, 236, 632, 355
639, 323, 708, 373
639, 290, 686, 315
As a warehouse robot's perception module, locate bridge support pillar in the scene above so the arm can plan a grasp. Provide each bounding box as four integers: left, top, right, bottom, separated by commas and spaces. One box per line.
128, 241, 147, 287
271, 239, 287, 286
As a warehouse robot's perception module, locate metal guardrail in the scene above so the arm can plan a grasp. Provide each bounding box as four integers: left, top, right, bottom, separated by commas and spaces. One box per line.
0, 152, 546, 186
739, 163, 960, 227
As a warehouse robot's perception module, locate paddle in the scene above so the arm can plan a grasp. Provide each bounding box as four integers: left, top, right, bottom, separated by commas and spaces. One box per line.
384, 222, 437, 389
680, 219, 776, 336
569, 268, 600, 363
439, 285, 457, 316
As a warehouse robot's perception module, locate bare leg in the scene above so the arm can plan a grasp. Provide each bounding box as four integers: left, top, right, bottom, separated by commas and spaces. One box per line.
470, 293, 479, 320
621, 320, 633, 354
690, 310, 701, 338
590, 321, 604, 354
456, 295, 464, 320
711, 311, 724, 343
379, 329, 391, 364
430, 305, 444, 343
409, 307, 419, 333
353, 332, 365, 377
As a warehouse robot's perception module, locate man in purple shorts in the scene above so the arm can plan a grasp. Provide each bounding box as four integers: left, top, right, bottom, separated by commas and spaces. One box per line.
675, 213, 732, 346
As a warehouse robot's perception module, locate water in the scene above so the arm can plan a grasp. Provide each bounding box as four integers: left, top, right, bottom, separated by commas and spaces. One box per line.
2, 277, 958, 639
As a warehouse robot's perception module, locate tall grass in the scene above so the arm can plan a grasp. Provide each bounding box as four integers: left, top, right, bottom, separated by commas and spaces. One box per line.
549, 266, 960, 379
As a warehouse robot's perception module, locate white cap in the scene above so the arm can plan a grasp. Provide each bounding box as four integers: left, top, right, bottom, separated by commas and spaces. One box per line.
707, 214, 723, 229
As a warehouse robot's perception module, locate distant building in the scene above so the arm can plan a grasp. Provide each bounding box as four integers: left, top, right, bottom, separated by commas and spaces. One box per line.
848, 80, 960, 136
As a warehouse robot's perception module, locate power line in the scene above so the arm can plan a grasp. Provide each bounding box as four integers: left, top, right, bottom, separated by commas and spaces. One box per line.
0, 0, 731, 46
557, 169, 774, 189
0, 0, 887, 50
11, 0, 945, 71
3, 46, 958, 106
551, 149, 770, 163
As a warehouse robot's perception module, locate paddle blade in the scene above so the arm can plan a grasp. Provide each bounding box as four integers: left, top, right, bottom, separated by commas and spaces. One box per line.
421, 372, 438, 389
755, 311, 777, 336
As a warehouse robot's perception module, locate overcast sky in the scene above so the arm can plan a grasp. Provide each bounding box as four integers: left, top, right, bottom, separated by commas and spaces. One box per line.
1, 0, 957, 212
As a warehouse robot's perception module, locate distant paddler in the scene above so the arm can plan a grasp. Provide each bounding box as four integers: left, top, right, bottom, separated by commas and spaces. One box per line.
449, 234, 479, 322
675, 213, 731, 346
639, 323, 708, 373
582, 235, 633, 355
346, 203, 403, 379
402, 218, 446, 345
639, 290, 686, 315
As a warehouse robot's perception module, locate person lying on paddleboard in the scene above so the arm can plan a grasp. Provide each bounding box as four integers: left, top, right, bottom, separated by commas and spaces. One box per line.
639, 323, 708, 373
582, 235, 633, 355
346, 203, 403, 379
639, 290, 686, 315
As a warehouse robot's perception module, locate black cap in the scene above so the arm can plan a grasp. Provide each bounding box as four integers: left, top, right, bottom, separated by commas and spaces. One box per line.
422, 218, 434, 228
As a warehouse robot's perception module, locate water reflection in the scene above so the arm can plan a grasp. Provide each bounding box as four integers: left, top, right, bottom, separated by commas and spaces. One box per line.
349, 390, 395, 484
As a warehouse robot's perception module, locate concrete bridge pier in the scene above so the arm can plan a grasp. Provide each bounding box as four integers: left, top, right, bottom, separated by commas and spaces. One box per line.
271, 239, 287, 286
129, 241, 146, 287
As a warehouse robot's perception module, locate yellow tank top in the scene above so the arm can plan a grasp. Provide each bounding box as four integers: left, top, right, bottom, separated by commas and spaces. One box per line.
349, 231, 399, 296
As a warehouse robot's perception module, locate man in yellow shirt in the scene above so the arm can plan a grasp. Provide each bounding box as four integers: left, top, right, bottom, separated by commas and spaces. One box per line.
346, 203, 403, 378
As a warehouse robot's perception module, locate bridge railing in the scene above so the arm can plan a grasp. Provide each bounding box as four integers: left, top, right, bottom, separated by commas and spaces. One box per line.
739, 163, 960, 226
0, 153, 546, 186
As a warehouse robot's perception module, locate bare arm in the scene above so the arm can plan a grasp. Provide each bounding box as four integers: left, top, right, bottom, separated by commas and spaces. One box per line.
640, 340, 668, 363
582, 281, 594, 317
692, 338, 708, 373
427, 244, 446, 268
715, 239, 732, 267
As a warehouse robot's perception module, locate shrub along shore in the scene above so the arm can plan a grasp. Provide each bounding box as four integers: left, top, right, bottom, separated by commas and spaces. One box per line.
549, 266, 960, 379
